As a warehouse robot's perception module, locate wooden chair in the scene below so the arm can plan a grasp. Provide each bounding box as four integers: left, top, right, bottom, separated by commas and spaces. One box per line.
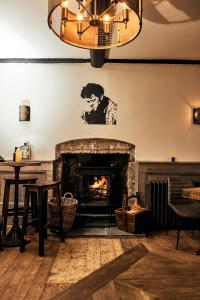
20, 181, 64, 257
166, 176, 200, 249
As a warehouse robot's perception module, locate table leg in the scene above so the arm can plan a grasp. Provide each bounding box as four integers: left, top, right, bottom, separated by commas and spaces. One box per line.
2, 166, 23, 247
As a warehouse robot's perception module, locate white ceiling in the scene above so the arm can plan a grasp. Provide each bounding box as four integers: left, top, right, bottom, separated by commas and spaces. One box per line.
0, 0, 199, 59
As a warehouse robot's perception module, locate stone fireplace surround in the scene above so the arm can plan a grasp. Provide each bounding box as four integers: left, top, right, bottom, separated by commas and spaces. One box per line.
54, 138, 136, 198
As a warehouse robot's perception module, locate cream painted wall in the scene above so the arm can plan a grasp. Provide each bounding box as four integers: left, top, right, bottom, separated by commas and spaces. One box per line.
0, 63, 200, 161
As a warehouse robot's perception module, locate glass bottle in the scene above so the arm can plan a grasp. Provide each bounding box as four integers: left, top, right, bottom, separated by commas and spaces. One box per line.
21, 142, 31, 160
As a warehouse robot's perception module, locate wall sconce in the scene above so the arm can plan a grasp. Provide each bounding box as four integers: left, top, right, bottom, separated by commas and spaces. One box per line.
19, 100, 30, 121
193, 108, 200, 125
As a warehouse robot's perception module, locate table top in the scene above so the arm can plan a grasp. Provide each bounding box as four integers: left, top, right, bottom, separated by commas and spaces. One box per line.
182, 187, 200, 201
52, 243, 200, 300
2, 160, 41, 167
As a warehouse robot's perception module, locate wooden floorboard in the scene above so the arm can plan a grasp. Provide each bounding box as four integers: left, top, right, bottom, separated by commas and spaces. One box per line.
0, 230, 199, 299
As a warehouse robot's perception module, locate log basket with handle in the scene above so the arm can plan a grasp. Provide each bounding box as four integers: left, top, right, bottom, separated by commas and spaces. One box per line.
48, 192, 78, 232
115, 193, 140, 231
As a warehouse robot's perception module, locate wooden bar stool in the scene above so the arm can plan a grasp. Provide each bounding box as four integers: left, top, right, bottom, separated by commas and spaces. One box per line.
2, 176, 38, 236
20, 181, 64, 257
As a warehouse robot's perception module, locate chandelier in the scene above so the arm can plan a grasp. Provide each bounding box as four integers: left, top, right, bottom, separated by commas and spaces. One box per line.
48, 0, 142, 50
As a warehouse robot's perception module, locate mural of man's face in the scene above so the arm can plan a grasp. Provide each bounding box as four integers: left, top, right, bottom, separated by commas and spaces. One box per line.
85, 94, 101, 111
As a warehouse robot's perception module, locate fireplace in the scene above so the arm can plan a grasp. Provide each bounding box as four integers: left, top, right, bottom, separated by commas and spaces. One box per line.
53, 138, 136, 227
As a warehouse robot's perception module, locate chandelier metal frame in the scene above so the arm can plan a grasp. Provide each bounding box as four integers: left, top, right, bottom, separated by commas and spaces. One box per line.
48, 0, 142, 50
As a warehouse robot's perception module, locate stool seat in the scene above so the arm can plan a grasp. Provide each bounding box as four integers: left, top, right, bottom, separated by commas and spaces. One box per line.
2, 176, 38, 236
3, 176, 38, 183
23, 181, 61, 189
20, 180, 64, 257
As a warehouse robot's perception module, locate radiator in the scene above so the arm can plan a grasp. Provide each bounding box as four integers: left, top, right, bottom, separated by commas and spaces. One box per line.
147, 181, 169, 228
147, 180, 194, 229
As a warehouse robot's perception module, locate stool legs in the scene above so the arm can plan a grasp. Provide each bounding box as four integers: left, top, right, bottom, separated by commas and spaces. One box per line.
20, 182, 64, 257
38, 188, 45, 257
56, 186, 64, 243
0, 221, 3, 251
43, 190, 48, 239
31, 192, 38, 223
176, 216, 182, 250
37, 186, 64, 256
2, 181, 11, 236
2, 178, 38, 239
20, 188, 30, 252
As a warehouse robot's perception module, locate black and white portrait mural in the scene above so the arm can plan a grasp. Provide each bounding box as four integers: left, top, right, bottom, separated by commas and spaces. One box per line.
80, 83, 117, 125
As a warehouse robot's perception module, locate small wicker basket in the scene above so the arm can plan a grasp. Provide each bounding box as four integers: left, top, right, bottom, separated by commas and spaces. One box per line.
48, 192, 78, 232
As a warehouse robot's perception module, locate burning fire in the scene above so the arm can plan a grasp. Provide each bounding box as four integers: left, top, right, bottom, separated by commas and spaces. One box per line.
89, 176, 108, 195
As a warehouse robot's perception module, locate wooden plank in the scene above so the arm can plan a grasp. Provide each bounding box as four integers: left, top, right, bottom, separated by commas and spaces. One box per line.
85, 238, 101, 277
0, 247, 20, 277
100, 238, 116, 266
1, 252, 41, 300
24, 240, 60, 300
0, 248, 39, 299
50, 244, 149, 300
47, 240, 73, 284
66, 238, 88, 284
112, 239, 123, 258
41, 283, 70, 300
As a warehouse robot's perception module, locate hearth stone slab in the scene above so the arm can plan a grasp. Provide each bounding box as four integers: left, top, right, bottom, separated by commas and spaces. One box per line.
49, 227, 146, 237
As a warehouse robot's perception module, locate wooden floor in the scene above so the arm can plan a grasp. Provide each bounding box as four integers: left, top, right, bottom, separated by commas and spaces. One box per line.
0, 229, 199, 300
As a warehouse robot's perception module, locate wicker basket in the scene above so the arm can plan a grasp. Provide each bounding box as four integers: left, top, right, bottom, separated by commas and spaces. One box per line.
115, 206, 130, 231
48, 192, 78, 232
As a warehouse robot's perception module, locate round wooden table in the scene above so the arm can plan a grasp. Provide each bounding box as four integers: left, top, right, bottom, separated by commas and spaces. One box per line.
2, 161, 41, 247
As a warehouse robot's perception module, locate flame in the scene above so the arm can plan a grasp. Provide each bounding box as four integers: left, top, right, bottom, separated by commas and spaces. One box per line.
89, 176, 108, 195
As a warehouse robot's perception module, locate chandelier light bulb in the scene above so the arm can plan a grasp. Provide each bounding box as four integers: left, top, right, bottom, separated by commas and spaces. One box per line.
122, 2, 128, 9
77, 14, 83, 35
62, 0, 68, 20
62, 0, 68, 8
103, 14, 110, 34
122, 2, 129, 23
103, 14, 110, 22
77, 13, 83, 21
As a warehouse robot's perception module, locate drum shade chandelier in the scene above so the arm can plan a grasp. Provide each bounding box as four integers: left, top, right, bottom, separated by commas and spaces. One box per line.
48, 0, 142, 49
